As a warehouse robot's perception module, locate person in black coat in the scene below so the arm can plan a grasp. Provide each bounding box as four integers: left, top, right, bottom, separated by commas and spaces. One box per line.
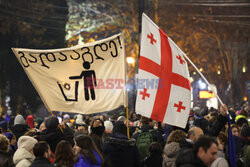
176, 136, 218, 167
12, 115, 29, 140
30, 141, 52, 167
38, 116, 74, 154
103, 121, 141, 167
142, 142, 163, 167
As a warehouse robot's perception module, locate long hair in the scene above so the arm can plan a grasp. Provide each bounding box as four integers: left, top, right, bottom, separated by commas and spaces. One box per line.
54, 140, 74, 167
166, 130, 187, 144
74, 134, 103, 164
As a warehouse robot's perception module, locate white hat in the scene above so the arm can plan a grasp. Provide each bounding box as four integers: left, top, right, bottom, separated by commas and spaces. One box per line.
17, 136, 37, 151
63, 114, 70, 120
117, 116, 126, 122
104, 120, 113, 132
14, 115, 26, 125
75, 114, 86, 125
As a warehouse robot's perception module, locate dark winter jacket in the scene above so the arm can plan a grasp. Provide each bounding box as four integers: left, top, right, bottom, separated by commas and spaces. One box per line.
207, 114, 227, 137
143, 152, 163, 167
175, 148, 206, 167
30, 157, 52, 167
103, 134, 141, 167
179, 139, 193, 150
12, 124, 29, 140
0, 150, 15, 167
38, 118, 74, 153
39, 128, 65, 153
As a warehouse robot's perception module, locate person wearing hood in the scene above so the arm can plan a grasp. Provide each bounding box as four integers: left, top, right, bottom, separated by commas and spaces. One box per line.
13, 136, 38, 167
0, 134, 15, 167
103, 121, 140, 167
74, 114, 88, 135
26, 115, 34, 129
12, 115, 29, 140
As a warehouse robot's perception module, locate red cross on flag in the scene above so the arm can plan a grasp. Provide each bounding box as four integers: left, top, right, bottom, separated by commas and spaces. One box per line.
136, 13, 191, 128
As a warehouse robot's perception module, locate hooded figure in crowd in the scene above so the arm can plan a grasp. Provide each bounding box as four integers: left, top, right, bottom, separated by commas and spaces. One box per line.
13, 136, 38, 167
26, 115, 34, 129
12, 115, 29, 140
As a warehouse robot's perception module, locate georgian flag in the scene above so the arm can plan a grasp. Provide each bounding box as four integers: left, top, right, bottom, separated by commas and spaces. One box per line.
136, 13, 191, 128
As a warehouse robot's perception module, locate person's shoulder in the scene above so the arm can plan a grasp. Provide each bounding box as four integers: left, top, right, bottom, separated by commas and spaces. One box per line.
16, 159, 32, 167
211, 157, 229, 167
176, 148, 195, 166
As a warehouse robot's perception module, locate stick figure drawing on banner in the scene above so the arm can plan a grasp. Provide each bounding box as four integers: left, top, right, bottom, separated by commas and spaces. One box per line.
69, 61, 97, 101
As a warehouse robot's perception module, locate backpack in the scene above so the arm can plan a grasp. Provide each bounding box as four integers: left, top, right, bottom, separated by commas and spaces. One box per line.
136, 130, 154, 161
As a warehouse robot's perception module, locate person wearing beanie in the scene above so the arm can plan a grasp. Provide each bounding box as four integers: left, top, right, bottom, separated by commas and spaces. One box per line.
26, 115, 34, 129
12, 115, 29, 140
102, 120, 114, 140
63, 114, 71, 125
117, 116, 126, 123
38, 116, 74, 153
75, 114, 86, 126
13, 136, 38, 167
14, 115, 26, 125
74, 114, 88, 133
104, 120, 113, 133
0, 134, 15, 167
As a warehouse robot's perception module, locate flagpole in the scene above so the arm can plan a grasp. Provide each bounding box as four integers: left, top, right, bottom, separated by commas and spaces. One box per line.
126, 107, 130, 139
167, 37, 224, 106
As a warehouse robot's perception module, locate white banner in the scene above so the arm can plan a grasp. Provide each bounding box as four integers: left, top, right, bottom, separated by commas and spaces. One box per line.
12, 34, 127, 114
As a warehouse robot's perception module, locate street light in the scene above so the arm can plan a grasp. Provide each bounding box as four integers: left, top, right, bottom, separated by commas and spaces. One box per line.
126, 57, 135, 64
198, 80, 206, 90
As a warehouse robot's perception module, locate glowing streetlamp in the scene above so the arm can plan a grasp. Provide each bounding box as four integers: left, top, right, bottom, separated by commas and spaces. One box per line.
126, 57, 135, 64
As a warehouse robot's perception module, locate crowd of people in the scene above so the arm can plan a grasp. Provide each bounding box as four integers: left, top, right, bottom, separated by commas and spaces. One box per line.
0, 102, 249, 167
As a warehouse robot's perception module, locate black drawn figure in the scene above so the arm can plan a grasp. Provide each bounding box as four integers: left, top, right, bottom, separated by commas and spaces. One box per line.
69, 61, 97, 101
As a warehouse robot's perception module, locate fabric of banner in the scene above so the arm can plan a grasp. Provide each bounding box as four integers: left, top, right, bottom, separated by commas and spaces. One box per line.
136, 13, 191, 128
12, 33, 127, 114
